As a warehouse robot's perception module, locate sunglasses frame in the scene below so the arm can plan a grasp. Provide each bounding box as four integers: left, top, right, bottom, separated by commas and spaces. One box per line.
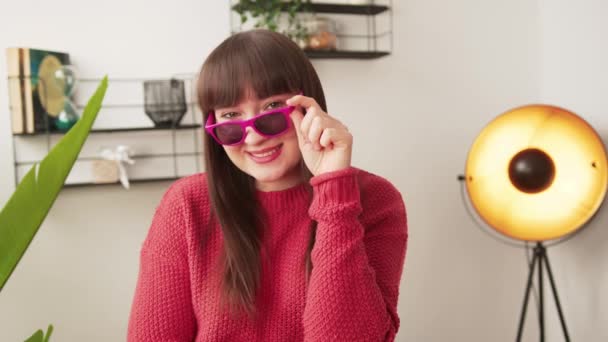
205, 106, 296, 146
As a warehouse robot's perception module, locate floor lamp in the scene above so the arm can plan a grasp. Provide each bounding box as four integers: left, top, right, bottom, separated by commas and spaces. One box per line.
459, 104, 608, 341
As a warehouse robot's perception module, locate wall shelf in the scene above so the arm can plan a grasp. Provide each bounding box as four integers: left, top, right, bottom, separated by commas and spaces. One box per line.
13, 123, 201, 136
292, 3, 389, 15
63, 177, 183, 188
230, 0, 393, 59
15, 152, 203, 166
9, 75, 204, 188
305, 50, 390, 59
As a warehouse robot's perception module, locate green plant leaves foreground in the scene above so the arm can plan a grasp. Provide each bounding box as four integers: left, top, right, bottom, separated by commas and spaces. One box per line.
24, 324, 53, 342
0, 77, 108, 292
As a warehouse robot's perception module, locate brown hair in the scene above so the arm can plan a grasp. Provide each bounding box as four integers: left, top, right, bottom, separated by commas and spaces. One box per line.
197, 29, 326, 318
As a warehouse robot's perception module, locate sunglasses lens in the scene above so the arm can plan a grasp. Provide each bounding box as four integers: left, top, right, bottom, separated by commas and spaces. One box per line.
254, 112, 288, 136
214, 124, 243, 145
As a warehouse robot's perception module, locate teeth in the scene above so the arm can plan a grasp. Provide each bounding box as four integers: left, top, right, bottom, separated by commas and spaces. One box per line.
252, 147, 278, 157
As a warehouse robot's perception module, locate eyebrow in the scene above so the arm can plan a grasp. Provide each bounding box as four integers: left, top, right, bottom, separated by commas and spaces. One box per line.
262, 97, 287, 107
262, 94, 291, 106
216, 93, 291, 114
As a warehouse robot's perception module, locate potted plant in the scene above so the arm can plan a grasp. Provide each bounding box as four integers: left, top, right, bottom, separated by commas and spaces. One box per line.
231, 0, 311, 47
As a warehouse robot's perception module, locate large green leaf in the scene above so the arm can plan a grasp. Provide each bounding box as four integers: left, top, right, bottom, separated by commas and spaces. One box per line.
42, 324, 53, 342
24, 324, 52, 342
23, 330, 42, 342
0, 77, 108, 292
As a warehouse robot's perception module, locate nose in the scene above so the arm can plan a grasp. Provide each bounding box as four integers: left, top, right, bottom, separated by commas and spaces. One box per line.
243, 126, 265, 145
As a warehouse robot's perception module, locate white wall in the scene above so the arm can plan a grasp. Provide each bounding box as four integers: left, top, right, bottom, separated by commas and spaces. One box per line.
3, 0, 602, 341
539, 1, 608, 341
324, 1, 542, 340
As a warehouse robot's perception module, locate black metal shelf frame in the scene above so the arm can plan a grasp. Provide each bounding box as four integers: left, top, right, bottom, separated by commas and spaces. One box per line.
230, 1, 393, 59
15, 151, 204, 166
299, 3, 389, 15
9, 74, 204, 187
63, 177, 184, 188
305, 50, 390, 59
13, 123, 201, 136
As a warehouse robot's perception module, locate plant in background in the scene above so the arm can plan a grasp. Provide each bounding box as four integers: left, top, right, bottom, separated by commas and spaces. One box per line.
0, 77, 108, 341
232, 0, 311, 44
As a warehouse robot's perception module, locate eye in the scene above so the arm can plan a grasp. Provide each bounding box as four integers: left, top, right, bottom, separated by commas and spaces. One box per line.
220, 112, 240, 119
265, 101, 285, 110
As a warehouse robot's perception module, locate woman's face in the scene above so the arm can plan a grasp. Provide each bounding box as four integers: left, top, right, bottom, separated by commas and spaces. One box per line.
214, 90, 303, 191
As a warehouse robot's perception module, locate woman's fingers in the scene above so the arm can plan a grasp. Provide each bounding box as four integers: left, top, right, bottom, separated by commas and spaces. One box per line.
286, 95, 323, 113
308, 116, 324, 150
287, 95, 349, 150
289, 108, 306, 145
320, 126, 352, 149
319, 127, 336, 148
300, 106, 321, 143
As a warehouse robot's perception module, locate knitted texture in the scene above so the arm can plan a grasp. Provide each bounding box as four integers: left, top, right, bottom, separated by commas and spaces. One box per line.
127, 167, 408, 341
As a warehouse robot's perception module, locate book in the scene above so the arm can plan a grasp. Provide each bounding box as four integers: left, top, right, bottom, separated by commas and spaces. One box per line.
6, 48, 26, 134
5, 47, 71, 134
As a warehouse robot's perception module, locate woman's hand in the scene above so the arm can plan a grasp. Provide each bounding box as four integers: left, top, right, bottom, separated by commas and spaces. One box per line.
287, 95, 353, 176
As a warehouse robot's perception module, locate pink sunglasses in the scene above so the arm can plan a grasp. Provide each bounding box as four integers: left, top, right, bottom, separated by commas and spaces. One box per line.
205, 106, 296, 146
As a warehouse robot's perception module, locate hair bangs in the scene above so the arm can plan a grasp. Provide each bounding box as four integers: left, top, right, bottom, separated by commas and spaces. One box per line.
198, 30, 308, 117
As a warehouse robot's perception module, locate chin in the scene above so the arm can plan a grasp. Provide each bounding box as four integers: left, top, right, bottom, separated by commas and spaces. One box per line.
247, 159, 296, 183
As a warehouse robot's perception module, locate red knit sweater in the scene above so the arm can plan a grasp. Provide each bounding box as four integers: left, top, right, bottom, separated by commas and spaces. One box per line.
127, 167, 408, 341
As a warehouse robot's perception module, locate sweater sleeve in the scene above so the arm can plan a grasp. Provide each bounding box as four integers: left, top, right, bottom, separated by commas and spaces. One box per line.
303, 167, 408, 342
127, 184, 196, 342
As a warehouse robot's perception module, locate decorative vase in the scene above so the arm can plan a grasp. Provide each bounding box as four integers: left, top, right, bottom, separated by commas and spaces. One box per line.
143, 79, 187, 127
54, 99, 79, 131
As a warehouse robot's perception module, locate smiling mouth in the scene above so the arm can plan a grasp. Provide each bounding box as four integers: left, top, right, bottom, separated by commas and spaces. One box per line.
247, 144, 283, 163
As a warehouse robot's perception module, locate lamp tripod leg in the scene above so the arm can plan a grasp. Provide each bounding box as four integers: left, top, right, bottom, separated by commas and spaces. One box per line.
538, 243, 545, 342
516, 248, 538, 342
542, 247, 571, 341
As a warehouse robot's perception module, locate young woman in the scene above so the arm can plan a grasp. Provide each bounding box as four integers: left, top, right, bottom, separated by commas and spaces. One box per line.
128, 29, 408, 341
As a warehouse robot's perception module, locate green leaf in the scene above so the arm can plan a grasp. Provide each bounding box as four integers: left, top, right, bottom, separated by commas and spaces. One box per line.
0, 77, 108, 292
24, 330, 43, 342
23, 324, 53, 342
43, 325, 53, 342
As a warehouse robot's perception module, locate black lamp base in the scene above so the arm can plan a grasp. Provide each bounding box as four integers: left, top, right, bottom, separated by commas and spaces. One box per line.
516, 242, 570, 342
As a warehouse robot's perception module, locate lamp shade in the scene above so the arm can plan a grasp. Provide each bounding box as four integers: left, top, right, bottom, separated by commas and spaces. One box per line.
465, 104, 608, 241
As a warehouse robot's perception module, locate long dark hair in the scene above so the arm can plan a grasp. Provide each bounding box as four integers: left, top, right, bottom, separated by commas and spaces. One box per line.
197, 29, 326, 318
